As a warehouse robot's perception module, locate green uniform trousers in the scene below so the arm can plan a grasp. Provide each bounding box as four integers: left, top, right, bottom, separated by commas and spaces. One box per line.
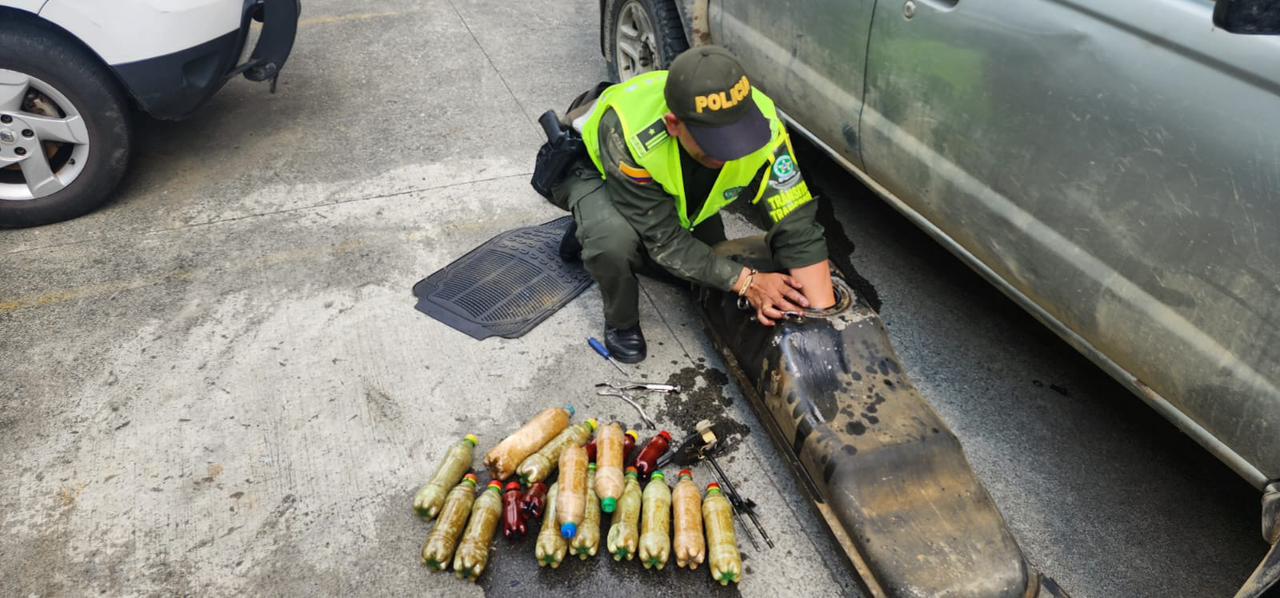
551, 162, 726, 329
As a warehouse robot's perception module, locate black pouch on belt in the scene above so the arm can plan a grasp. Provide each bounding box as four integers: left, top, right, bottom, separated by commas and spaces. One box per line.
530, 81, 611, 201
530, 110, 585, 200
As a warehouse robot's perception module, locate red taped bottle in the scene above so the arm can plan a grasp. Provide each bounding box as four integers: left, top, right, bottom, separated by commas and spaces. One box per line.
522, 481, 548, 520
502, 481, 527, 540
633, 431, 671, 478
623, 430, 639, 465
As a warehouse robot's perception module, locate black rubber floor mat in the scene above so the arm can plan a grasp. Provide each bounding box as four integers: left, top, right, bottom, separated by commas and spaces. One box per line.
412, 216, 592, 340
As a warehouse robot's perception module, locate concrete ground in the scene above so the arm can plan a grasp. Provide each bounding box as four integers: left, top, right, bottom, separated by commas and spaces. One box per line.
0, 0, 1267, 596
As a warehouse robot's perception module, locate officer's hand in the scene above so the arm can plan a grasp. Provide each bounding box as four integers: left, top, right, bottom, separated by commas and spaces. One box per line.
746, 273, 809, 326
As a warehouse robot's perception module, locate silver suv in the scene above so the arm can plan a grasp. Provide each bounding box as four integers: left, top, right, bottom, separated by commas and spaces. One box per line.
599, 0, 1279, 594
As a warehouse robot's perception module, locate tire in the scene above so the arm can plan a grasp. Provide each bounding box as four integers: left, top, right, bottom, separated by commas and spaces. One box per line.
0, 19, 132, 228
605, 0, 689, 82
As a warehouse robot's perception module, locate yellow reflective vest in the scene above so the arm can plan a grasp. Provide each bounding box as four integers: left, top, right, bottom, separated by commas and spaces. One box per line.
580, 71, 810, 230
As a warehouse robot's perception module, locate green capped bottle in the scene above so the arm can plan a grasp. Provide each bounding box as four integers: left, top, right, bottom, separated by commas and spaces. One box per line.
595, 422, 625, 513
703, 482, 742, 585
607, 466, 642, 561
571, 463, 602, 559
638, 470, 671, 570
672, 469, 705, 570
536, 482, 569, 568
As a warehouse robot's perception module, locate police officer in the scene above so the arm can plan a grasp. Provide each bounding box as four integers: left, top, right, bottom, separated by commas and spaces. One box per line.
550, 46, 835, 364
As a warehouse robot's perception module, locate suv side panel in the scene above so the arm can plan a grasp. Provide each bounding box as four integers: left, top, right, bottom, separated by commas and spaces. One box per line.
860, 0, 1280, 483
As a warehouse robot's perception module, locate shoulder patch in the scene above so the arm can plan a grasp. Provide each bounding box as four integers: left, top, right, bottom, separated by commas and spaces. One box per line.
767, 142, 801, 192
632, 118, 669, 157
755, 137, 813, 224
618, 162, 653, 185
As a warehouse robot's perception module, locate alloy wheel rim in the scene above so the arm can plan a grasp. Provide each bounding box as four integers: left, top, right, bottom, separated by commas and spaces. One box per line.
0, 69, 91, 201
615, 1, 660, 82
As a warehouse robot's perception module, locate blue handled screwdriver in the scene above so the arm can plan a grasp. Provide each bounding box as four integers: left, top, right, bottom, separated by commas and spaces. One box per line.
587, 337, 628, 376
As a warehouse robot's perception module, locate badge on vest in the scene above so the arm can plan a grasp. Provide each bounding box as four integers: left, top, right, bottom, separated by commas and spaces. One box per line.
632, 119, 669, 158
618, 162, 653, 185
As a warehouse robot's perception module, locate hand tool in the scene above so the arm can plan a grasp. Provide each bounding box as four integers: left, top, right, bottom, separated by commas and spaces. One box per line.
661, 420, 772, 550
587, 337, 627, 376
595, 386, 657, 429
703, 442, 772, 550
597, 382, 680, 394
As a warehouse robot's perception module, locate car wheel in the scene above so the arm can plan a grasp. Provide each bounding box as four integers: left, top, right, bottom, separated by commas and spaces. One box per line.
606, 0, 689, 82
0, 21, 132, 228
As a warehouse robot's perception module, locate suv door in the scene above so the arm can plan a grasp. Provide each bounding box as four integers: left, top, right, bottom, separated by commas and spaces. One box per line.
711, 0, 876, 168
860, 0, 1280, 484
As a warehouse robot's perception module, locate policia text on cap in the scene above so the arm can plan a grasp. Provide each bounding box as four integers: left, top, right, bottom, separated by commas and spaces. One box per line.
536, 46, 836, 364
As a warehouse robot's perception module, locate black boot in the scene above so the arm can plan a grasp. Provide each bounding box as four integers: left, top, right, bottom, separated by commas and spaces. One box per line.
559, 221, 582, 262
605, 325, 646, 364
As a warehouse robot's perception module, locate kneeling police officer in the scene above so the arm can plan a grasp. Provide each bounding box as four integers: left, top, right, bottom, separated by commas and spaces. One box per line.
540, 46, 835, 364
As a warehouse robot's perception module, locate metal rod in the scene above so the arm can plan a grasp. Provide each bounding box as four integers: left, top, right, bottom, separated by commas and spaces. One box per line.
706, 458, 761, 552
707, 453, 772, 549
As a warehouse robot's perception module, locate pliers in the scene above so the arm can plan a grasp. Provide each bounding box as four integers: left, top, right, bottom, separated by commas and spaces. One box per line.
593, 382, 678, 429
597, 382, 681, 394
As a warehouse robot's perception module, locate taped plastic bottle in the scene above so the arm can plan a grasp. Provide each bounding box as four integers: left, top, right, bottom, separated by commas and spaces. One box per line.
413, 434, 477, 519
638, 470, 672, 570
623, 429, 639, 464
484, 405, 573, 481
556, 443, 588, 539
703, 482, 743, 585
673, 469, 706, 569
502, 481, 527, 540
453, 481, 503, 581
606, 466, 642, 561
633, 431, 672, 479
588, 429, 636, 462
421, 473, 478, 570
535, 483, 569, 568
571, 463, 601, 559
595, 422, 625, 513
522, 481, 548, 520
516, 418, 596, 484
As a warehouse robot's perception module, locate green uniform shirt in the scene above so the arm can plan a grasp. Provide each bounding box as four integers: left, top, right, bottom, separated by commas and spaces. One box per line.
595, 109, 828, 292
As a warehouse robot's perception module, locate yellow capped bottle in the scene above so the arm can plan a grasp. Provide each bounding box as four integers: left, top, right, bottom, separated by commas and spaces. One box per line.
421, 473, 477, 570
413, 434, 478, 519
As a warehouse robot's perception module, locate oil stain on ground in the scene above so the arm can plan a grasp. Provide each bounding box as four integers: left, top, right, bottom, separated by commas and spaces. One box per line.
653, 365, 751, 457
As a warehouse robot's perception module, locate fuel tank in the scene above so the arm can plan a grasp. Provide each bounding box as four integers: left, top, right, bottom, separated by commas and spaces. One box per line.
697, 238, 1064, 597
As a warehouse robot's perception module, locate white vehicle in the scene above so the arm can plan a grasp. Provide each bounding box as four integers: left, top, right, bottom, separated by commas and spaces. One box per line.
0, 0, 299, 227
